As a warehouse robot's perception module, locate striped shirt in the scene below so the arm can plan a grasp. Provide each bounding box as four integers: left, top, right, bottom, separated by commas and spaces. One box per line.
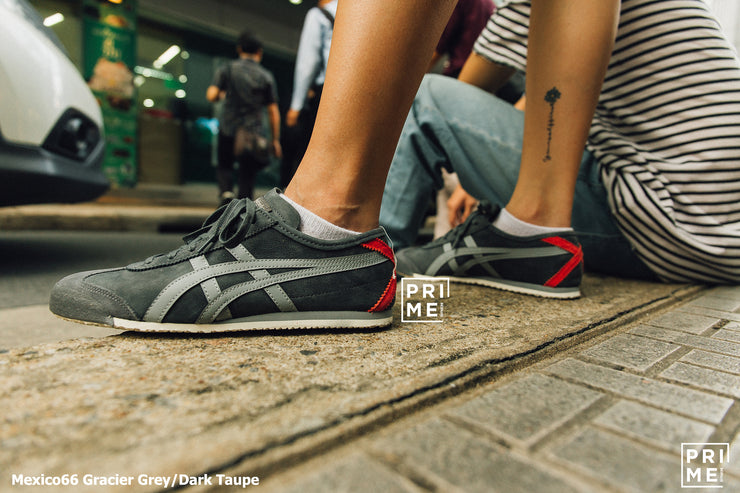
474, 0, 740, 283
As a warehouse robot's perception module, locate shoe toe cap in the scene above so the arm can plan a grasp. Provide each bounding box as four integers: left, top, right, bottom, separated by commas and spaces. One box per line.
395, 248, 426, 276
49, 270, 138, 327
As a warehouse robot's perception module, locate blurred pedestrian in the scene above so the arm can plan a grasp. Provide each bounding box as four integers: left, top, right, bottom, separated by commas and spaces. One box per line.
281, 0, 337, 188
207, 30, 282, 204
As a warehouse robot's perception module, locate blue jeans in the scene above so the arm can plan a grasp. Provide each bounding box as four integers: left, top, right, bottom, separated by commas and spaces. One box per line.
380, 75, 655, 280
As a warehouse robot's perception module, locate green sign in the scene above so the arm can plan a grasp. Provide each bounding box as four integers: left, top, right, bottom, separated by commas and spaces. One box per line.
83, 0, 138, 187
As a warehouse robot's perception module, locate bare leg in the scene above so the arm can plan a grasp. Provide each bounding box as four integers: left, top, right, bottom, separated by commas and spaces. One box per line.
285, 0, 457, 232
506, 0, 619, 227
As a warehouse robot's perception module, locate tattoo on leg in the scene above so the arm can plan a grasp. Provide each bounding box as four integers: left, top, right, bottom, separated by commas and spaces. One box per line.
543, 87, 561, 162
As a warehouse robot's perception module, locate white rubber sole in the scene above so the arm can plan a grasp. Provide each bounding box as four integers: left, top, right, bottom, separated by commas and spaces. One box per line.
109, 310, 394, 333
411, 274, 580, 299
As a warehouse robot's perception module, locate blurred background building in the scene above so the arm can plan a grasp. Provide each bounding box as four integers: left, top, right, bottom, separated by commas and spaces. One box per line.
31, 0, 740, 191
31, 0, 315, 190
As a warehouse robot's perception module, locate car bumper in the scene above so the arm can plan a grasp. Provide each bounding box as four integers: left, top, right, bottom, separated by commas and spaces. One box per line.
0, 138, 109, 207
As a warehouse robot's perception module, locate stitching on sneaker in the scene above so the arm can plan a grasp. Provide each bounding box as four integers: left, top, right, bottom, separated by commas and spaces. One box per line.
362, 239, 396, 312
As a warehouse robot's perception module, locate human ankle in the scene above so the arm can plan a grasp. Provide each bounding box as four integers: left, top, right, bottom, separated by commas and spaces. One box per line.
280, 193, 365, 240
283, 186, 379, 233
504, 197, 572, 229
494, 207, 572, 237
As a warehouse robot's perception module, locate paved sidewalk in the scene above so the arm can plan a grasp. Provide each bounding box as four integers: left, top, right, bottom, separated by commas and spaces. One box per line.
2, 279, 736, 493
1, 185, 738, 493
260, 287, 740, 493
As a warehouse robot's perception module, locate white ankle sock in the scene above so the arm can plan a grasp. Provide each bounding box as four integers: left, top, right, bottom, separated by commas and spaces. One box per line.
493, 208, 572, 237
280, 194, 361, 240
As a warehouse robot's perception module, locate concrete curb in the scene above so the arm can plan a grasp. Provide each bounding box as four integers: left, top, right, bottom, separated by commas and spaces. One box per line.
0, 203, 214, 233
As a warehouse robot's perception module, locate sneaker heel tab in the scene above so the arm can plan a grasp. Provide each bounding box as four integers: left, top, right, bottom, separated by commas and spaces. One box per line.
362, 238, 395, 262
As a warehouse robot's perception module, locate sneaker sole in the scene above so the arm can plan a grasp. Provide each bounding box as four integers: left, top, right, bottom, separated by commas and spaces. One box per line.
56, 311, 393, 333
408, 273, 580, 299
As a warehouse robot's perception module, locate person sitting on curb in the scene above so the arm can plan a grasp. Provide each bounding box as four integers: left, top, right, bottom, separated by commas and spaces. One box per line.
382, 0, 740, 297
49, 0, 740, 333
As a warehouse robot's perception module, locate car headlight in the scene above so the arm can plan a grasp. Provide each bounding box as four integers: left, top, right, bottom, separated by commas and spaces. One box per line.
42, 109, 102, 162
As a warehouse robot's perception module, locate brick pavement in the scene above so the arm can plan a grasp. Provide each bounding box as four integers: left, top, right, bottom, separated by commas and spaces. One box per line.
265, 287, 740, 493
3, 185, 738, 492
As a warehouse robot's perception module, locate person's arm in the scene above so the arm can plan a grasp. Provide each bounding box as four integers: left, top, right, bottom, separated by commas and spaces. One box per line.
267, 102, 282, 158
447, 183, 479, 228
514, 94, 526, 111
288, 8, 327, 125
206, 85, 222, 102
457, 52, 515, 94
207, 65, 227, 102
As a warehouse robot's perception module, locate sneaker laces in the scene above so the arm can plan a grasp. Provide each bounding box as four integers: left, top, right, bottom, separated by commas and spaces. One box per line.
144, 199, 262, 264
433, 201, 497, 249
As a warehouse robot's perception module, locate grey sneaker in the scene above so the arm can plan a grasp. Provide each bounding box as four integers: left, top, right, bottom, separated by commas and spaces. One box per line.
395, 202, 582, 299
49, 189, 396, 332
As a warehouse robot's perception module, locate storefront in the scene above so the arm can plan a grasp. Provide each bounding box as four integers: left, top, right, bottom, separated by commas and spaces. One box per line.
31, 0, 301, 189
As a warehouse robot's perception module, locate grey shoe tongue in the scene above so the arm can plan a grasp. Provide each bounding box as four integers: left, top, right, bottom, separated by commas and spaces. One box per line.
256, 188, 301, 229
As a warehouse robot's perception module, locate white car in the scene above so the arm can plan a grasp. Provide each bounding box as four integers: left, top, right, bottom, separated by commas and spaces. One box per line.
0, 0, 108, 206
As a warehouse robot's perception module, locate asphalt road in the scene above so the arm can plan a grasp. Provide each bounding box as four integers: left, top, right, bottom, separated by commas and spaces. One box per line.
0, 231, 183, 349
